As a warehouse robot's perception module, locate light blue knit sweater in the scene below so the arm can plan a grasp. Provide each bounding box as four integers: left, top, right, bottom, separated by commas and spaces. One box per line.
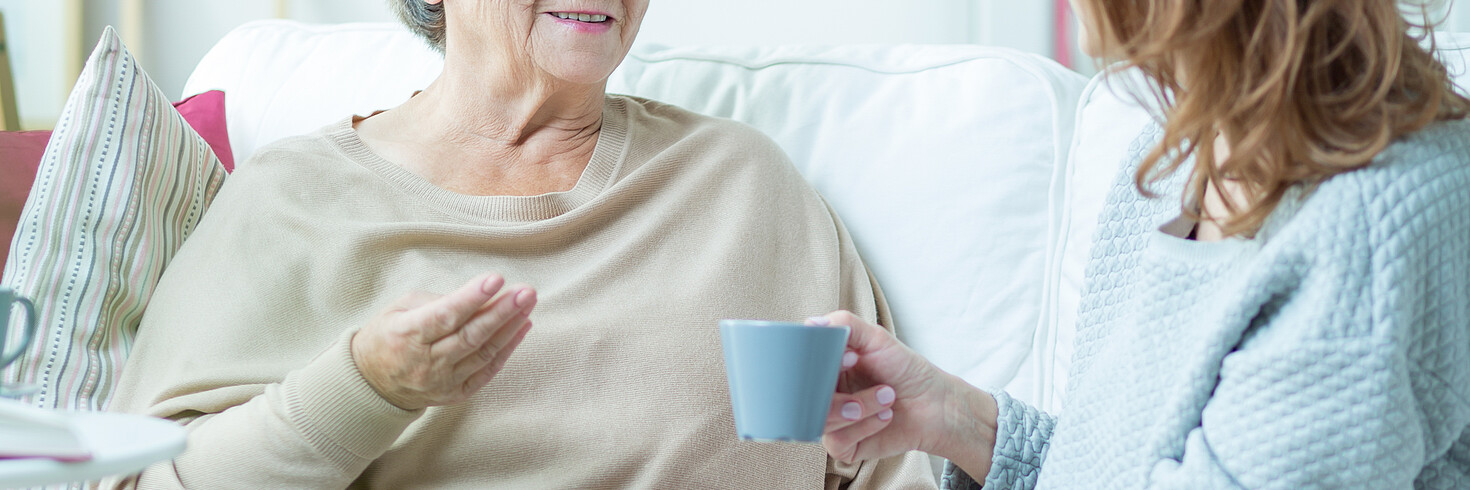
944, 120, 1470, 489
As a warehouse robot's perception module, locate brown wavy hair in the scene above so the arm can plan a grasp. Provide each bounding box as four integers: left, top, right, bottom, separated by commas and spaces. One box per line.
1079, 0, 1470, 237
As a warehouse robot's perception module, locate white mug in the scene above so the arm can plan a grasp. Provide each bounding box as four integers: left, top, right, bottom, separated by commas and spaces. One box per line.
0, 287, 38, 370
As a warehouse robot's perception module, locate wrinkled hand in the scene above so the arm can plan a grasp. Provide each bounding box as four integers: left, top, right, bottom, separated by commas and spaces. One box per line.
810, 311, 997, 477
352, 273, 536, 411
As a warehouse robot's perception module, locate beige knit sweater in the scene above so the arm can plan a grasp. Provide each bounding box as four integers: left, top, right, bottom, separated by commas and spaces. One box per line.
106, 95, 937, 489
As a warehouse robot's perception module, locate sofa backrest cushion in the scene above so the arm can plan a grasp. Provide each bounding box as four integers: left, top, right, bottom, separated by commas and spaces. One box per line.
184, 20, 1091, 398
184, 22, 442, 164
606, 45, 1089, 397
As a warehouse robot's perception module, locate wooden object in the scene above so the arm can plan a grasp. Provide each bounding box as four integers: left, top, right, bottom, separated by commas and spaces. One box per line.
120, 0, 145, 64
65, 0, 83, 87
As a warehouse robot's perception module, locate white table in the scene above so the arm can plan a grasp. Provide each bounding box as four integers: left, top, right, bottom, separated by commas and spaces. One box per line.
0, 412, 186, 488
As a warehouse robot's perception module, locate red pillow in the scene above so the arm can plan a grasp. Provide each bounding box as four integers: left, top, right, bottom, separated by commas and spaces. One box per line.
0, 130, 49, 283
0, 90, 232, 283
172, 90, 234, 172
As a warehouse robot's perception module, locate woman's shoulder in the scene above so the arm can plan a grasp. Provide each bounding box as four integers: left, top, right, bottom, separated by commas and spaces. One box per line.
1360, 118, 1470, 185
1241, 120, 1470, 346
213, 119, 386, 205
1307, 118, 1470, 230
607, 94, 808, 191
1272, 121, 1470, 260
1268, 118, 1470, 308
239, 119, 359, 172
611, 94, 787, 156
201, 119, 385, 226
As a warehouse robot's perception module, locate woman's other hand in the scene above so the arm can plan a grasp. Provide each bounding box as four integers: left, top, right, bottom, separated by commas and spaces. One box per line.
352, 273, 536, 411
809, 311, 999, 480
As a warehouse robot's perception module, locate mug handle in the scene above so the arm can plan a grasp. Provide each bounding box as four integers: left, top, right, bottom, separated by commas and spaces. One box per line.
1, 296, 38, 368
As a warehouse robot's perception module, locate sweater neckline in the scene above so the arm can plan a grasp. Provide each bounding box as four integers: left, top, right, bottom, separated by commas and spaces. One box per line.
1144, 181, 1307, 265
1147, 215, 1261, 264
325, 95, 631, 225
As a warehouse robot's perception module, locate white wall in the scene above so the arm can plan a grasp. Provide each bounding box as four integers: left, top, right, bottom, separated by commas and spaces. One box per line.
0, 0, 73, 129
86, 0, 399, 105
972, 0, 1053, 58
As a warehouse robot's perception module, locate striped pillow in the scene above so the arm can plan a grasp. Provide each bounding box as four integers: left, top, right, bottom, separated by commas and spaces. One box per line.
0, 27, 226, 411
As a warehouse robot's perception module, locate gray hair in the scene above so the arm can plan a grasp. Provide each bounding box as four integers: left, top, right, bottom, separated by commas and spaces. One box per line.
390, 0, 447, 54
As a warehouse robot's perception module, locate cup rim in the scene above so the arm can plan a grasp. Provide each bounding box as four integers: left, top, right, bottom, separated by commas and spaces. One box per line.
718, 319, 849, 330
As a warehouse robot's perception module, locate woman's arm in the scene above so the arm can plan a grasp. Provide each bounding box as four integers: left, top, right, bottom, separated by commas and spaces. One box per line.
814, 308, 1060, 490
1146, 335, 1443, 489
109, 274, 536, 489
119, 330, 423, 489
941, 390, 1055, 490
810, 195, 1056, 489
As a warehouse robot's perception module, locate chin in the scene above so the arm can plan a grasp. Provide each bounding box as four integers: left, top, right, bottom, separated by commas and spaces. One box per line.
547, 56, 624, 86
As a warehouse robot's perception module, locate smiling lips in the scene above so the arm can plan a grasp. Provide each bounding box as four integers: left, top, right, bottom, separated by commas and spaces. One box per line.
547, 11, 614, 33
550, 12, 611, 23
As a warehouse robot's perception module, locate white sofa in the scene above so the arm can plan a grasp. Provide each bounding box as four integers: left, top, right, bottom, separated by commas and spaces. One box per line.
183, 21, 1470, 418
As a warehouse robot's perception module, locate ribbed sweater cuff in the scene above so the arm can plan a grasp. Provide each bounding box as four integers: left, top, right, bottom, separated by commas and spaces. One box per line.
940, 460, 983, 490
982, 390, 1053, 489
280, 329, 423, 471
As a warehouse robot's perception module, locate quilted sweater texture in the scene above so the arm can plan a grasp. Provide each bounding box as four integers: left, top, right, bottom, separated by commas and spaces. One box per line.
944, 119, 1470, 489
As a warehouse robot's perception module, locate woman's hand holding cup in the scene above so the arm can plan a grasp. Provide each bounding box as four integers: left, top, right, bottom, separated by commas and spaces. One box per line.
352, 273, 536, 411
808, 311, 999, 480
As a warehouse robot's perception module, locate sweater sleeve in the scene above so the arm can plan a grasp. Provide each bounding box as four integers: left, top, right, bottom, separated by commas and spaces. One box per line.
940, 390, 1057, 490
1145, 337, 1440, 489
109, 329, 423, 489
941, 273, 1464, 490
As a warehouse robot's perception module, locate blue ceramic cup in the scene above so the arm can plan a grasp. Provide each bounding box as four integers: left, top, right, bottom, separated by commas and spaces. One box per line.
720, 319, 850, 442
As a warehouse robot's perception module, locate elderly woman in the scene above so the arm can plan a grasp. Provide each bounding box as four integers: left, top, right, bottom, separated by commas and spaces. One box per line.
104, 0, 935, 488
812, 0, 1470, 489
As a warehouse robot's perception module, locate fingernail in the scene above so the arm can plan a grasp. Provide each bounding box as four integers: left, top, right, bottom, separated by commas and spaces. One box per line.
842, 351, 858, 368
515, 289, 534, 308
805, 316, 831, 326
841, 402, 862, 421
876, 386, 895, 406
878, 409, 893, 421
482, 274, 502, 294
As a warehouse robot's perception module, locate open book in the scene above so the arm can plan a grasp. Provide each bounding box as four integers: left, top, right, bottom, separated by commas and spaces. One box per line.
0, 398, 92, 462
